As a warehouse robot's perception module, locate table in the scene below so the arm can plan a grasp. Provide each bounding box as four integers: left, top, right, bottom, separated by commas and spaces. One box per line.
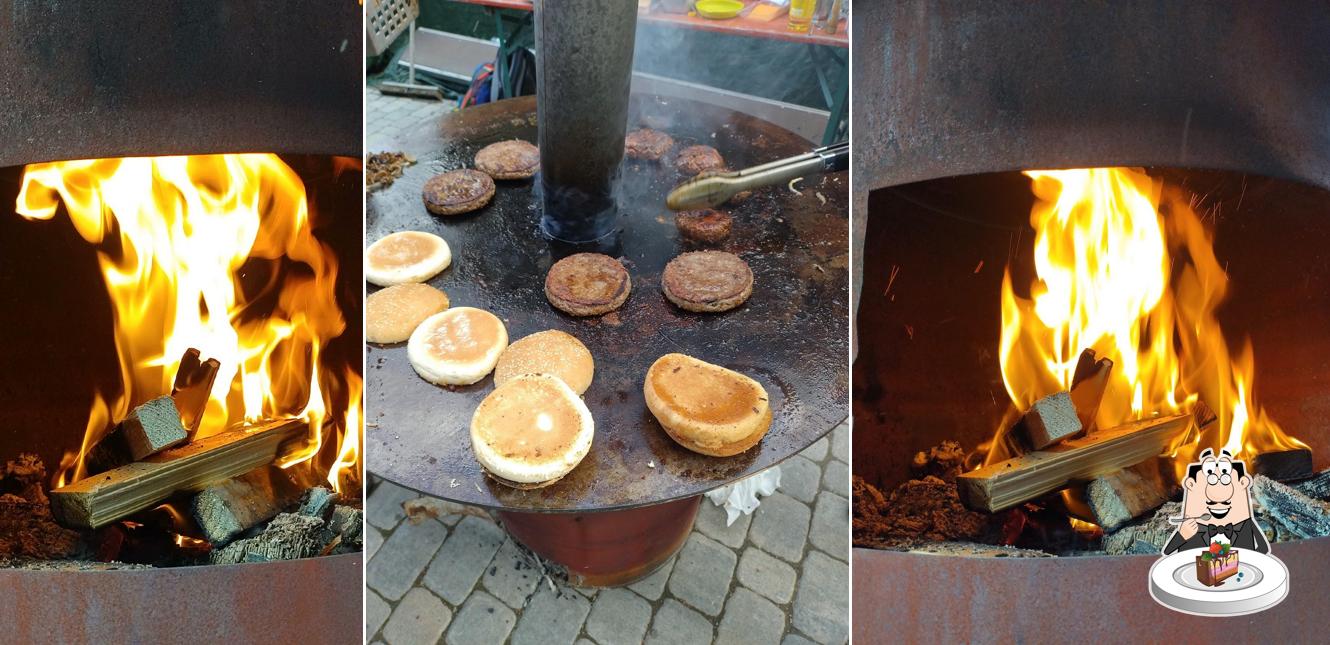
456, 0, 848, 143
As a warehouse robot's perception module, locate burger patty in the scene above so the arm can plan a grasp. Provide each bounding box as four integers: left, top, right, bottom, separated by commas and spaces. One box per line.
675, 209, 733, 243
544, 253, 632, 316
625, 128, 675, 161
422, 169, 496, 215
661, 251, 753, 313
475, 140, 540, 179
675, 145, 725, 176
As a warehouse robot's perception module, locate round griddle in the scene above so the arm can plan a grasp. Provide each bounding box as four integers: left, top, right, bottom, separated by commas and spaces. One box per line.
366, 95, 847, 512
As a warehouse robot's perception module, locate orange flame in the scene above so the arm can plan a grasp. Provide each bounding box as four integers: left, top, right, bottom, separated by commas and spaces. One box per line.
16, 154, 361, 494
996, 168, 1304, 475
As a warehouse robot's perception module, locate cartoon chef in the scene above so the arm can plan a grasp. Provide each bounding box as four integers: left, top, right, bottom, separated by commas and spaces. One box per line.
1162, 448, 1271, 554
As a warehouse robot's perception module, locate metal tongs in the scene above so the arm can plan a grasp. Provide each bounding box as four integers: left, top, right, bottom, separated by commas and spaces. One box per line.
666, 140, 849, 210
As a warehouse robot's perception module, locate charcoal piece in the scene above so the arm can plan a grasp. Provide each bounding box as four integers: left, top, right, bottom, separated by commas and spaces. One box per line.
1251, 448, 1314, 482
297, 487, 337, 521
1250, 475, 1330, 539
1103, 502, 1181, 555
209, 513, 334, 564
1015, 391, 1082, 450
1294, 469, 1330, 500
329, 505, 363, 553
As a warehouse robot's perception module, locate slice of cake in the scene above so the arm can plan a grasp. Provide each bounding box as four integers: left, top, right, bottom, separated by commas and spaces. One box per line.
1196, 542, 1239, 586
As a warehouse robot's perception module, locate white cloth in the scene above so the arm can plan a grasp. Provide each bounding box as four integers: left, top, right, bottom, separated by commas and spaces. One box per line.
705, 467, 781, 526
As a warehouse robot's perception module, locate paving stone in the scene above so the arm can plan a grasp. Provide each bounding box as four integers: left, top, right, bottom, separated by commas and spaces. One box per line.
446, 591, 516, 644
482, 536, 543, 609
793, 551, 849, 644
693, 497, 751, 549
831, 423, 849, 463
810, 492, 850, 561
783, 634, 817, 645
748, 492, 811, 563
644, 598, 713, 645
801, 436, 829, 462
716, 587, 786, 645
366, 517, 448, 601
422, 515, 506, 605
779, 456, 822, 503
584, 587, 652, 645
736, 547, 796, 604
626, 555, 675, 601
667, 533, 737, 616
509, 585, 591, 645
365, 525, 385, 561
366, 480, 416, 530
365, 590, 391, 639
383, 587, 451, 645
822, 459, 848, 494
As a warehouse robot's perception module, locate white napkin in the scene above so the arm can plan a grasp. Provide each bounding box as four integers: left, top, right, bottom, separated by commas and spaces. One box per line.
705, 466, 782, 526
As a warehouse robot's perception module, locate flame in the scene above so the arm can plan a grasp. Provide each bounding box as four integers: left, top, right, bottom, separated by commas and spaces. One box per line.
17, 154, 361, 494
996, 168, 1304, 476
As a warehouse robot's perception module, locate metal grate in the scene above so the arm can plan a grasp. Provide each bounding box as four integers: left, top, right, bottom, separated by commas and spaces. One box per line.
366, 0, 418, 56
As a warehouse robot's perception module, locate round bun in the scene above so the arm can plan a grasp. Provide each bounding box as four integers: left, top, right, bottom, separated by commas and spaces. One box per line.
366, 283, 450, 344
644, 353, 772, 457
365, 231, 452, 287
544, 253, 632, 317
422, 169, 496, 215
475, 140, 540, 180
408, 307, 509, 385
661, 251, 753, 313
471, 374, 595, 485
494, 330, 595, 395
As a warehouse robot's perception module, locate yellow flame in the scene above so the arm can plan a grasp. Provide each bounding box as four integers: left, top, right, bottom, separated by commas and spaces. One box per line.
17, 155, 361, 493
997, 168, 1304, 475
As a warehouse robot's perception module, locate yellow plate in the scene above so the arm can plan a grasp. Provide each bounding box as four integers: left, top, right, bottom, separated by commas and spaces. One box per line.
695, 0, 744, 20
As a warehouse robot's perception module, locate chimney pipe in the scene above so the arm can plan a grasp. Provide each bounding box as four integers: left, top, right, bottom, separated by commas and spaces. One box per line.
533, 0, 639, 244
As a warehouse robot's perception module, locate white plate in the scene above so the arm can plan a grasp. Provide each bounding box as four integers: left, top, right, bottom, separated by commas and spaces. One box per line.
1149, 548, 1288, 616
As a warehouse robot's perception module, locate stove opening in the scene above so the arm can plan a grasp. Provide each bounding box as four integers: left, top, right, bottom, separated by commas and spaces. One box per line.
0, 154, 363, 568
853, 168, 1330, 556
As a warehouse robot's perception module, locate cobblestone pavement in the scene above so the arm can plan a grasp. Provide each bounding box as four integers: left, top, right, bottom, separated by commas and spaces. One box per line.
365, 422, 848, 645
364, 87, 849, 644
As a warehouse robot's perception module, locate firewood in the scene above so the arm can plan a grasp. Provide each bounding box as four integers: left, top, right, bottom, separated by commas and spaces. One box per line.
956, 414, 1190, 512
48, 418, 306, 529
191, 466, 312, 546
296, 487, 338, 522
1069, 349, 1113, 432
1249, 475, 1330, 539
172, 348, 220, 437
85, 396, 191, 475
1083, 459, 1175, 531
1014, 391, 1083, 451
209, 513, 334, 564
1251, 448, 1314, 482
1294, 468, 1330, 501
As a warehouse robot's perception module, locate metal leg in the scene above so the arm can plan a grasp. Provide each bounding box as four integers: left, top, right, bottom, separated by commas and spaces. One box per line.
809, 44, 848, 145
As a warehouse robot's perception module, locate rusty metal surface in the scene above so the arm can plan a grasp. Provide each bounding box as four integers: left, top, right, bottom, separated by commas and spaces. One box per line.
499, 496, 700, 587
0, 553, 361, 643
851, 2, 1330, 336
853, 540, 1330, 642
0, 2, 362, 166
366, 95, 848, 512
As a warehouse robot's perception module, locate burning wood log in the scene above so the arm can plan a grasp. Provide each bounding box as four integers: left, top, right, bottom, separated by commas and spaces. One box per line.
1294, 468, 1330, 500
297, 487, 337, 522
1069, 349, 1113, 432
1082, 459, 1175, 532
1250, 448, 1315, 482
209, 512, 335, 564
172, 348, 220, 437
1014, 391, 1083, 450
48, 418, 306, 529
956, 414, 1190, 512
191, 466, 314, 546
84, 396, 191, 475
1249, 475, 1330, 539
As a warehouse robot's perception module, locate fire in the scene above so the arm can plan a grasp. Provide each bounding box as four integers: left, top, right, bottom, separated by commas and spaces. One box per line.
16, 154, 362, 494
996, 167, 1305, 474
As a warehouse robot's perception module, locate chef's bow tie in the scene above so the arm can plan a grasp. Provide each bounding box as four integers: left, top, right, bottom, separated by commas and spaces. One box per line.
1203, 523, 1236, 541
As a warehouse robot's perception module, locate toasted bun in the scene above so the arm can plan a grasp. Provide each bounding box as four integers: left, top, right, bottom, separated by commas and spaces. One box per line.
366, 283, 450, 344
471, 374, 594, 485
644, 353, 772, 457
494, 330, 595, 395
365, 231, 451, 287
408, 307, 508, 385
